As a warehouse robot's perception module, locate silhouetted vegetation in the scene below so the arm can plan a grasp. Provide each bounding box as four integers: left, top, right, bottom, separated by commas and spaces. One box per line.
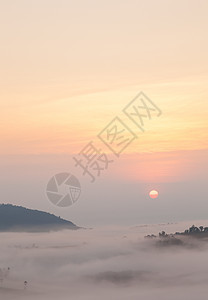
175, 225, 208, 238
0, 204, 79, 231
145, 231, 183, 247
145, 225, 208, 247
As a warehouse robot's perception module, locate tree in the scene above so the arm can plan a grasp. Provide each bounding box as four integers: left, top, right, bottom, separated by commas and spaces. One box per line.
199, 226, 204, 232
24, 281, 28, 290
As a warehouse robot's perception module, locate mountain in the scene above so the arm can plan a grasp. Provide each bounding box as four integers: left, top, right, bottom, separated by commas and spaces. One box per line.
0, 204, 79, 232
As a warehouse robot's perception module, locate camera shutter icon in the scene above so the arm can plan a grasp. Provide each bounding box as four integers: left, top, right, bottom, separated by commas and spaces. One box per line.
46, 173, 81, 207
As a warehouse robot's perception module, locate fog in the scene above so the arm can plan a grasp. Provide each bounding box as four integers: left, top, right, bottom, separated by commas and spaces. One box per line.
0, 221, 208, 300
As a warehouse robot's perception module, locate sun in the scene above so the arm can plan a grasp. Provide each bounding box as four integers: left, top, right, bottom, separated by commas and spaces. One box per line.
149, 190, 159, 199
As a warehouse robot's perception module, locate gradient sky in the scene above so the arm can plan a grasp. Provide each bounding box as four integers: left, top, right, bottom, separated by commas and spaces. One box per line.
0, 0, 208, 226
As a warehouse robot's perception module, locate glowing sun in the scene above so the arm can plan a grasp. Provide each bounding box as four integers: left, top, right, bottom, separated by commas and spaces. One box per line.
149, 190, 159, 199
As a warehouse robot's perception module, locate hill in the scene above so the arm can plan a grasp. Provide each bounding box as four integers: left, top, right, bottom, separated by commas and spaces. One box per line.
0, 204, 79, 232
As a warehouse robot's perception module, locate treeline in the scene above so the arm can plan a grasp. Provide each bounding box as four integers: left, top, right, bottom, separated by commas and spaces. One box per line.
145, 225, 208, 240
0, 204, 78, 231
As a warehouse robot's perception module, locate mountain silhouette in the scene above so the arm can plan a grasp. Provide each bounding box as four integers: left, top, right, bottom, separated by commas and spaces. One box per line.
0, 204, 79, 232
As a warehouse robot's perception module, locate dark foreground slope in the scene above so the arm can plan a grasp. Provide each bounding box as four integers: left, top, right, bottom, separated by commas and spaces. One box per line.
0, 204, 79, 232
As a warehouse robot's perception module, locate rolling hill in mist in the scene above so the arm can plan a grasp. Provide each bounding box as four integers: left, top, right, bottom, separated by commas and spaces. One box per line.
0, 204, 78, 231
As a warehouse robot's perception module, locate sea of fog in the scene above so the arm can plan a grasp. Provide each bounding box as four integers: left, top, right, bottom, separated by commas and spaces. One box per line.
0, 220, 208, 300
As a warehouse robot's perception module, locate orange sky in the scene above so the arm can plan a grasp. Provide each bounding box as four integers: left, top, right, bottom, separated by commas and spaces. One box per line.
0, 0, 208, 186
1, 78, 207, 156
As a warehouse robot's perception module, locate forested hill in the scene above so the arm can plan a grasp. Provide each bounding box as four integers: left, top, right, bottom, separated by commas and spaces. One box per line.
0, 204, 79, 231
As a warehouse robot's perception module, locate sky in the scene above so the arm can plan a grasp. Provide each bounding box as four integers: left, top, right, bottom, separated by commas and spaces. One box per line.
0, 0, 208, 226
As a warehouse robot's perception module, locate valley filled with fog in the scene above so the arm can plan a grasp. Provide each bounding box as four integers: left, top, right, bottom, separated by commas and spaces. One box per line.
0, 220, 208, 300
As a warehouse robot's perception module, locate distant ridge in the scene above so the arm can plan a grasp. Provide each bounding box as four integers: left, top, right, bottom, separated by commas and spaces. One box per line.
0, 204, 79, 232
